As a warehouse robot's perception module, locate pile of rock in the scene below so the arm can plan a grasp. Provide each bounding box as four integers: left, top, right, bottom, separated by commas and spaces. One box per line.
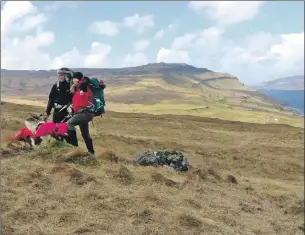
135, 150, 189, 172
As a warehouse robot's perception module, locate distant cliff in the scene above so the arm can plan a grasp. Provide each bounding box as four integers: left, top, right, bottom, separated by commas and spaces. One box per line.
252, 75, 304, 90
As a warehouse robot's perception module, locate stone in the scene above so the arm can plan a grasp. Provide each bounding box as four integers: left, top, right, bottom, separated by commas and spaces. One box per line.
135, 150, 189, 172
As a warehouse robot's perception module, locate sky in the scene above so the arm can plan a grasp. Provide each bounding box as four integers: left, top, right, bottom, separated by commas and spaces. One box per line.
1, 1, 304, 85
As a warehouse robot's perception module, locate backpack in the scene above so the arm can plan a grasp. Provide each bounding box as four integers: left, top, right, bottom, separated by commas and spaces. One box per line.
86, 77, 105, 116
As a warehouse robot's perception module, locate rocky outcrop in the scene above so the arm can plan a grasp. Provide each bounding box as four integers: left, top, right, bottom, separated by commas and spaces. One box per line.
134, 150, 189, 171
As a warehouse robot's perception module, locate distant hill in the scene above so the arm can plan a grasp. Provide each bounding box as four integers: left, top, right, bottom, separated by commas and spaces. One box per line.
1, 63, 212, 78
1, 63, 303, 125
252, 75, 304, 90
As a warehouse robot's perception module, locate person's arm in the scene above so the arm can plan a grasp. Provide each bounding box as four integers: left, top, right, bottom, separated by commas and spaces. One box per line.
46, 84, 56, 115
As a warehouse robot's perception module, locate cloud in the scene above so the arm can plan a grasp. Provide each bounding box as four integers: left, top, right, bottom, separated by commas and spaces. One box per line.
84, 42, 112, 68
49, 42, 112, 69
188, 1, 264, 26
216, 32, 304, 83
89, 20, 120, 36
1, 1, 112, 70
44, 1, 78, 12
153, 24, 174, 40
123, 13, 155, 33
1, 1, 54, 69
156, 24, 304, 84
121, 53, 148, 67
2, 30, 55, 70
154, 29, 165, 40
50, 47, 82, 69
269, 33, 304, 76
171, 33, 196, 50
157, 48, 191, 64
1, 1, 47, 36
134, 39, 150, 51
89, 13, 155, 37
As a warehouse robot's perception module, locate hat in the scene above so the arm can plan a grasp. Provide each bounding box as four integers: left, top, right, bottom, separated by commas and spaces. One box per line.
73, 72, 83, 80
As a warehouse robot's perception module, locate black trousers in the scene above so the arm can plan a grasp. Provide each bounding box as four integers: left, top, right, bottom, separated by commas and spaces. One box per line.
66, 112, 95, 154
52, 108, 69, 123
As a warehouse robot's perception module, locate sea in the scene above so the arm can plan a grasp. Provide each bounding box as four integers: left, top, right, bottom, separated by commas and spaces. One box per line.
259, 89, 304, 116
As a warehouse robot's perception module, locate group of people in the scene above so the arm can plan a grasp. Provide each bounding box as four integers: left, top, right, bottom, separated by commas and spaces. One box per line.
46, 67, 106, 155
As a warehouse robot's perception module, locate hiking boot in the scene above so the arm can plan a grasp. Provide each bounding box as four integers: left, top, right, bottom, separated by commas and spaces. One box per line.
66, 130, 78, 147
84, 138, 94, 154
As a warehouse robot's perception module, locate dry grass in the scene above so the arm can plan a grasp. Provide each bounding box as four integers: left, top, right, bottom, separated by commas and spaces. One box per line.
1, 102, 304, 235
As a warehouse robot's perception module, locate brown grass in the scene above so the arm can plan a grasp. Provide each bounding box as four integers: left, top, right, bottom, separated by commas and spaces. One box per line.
1, 102, 304, 235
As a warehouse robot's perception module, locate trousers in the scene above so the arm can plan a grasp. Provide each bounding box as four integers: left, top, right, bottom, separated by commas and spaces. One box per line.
66, 111, 95, 154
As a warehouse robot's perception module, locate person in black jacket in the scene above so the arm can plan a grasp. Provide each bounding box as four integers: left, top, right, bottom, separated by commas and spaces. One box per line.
46, 67, 73, 123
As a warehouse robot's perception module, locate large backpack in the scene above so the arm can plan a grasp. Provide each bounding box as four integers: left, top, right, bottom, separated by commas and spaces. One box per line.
86, 77, 105, 116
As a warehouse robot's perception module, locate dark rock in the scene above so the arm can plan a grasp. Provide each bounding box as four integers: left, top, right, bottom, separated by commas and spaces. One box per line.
135, 149, 189, 171
227, 174, 238, 184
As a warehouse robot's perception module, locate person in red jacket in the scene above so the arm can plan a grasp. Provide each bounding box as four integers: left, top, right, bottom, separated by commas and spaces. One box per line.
66, 72, 95, 154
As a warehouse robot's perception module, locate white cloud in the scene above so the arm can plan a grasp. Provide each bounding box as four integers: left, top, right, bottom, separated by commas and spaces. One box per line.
49, 42, 112, 69
89, 20, 120, 36
1, 1, 47, 36
269, 33, 304, 76
154, 29, 165, 40
89, 13, 155, 36
123, 13, 155, 33
84, 42, 112, 68
50, 47, 82, 69
153, 24, 175, 40
1, 1, 112, 70
188, 1, 264, 26
157, 48, 191, 64
171, 33, 196, 50
1, 1, 54, 69
156, 24, 304, 84
122, 53, 148, 67
216, 32, 304, 83
2, 30, 55, 70
134, 39, 150, 51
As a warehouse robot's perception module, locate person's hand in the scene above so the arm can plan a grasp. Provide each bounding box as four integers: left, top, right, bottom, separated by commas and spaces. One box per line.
67, 105, 73, 115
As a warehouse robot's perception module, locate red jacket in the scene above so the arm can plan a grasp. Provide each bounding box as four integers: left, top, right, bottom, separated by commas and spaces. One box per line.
11, 127, 35, 141
72, 83, 93, 112
35, 122, 68, 137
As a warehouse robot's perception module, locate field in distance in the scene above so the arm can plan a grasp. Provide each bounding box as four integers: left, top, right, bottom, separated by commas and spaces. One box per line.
2, 63, 303, 127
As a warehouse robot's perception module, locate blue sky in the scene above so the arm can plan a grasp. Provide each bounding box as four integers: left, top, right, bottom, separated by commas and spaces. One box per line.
1, 1, 304, 84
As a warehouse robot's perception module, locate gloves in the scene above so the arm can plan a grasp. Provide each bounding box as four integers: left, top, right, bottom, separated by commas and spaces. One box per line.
67, 105, 73, 115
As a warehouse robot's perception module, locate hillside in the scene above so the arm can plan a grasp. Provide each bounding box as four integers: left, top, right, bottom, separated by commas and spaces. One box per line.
1, 63, 303, 127
252, 75, 304, 90
1, 102, 304, 235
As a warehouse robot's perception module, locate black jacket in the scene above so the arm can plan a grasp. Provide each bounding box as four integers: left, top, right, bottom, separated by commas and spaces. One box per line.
46, 80, 72, 114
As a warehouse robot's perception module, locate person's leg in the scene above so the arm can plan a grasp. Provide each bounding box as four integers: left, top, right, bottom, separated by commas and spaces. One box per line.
79, 122, 94, 154
53, 109, 68, 123
66, 114, 80, 146
66, 112, 93, 147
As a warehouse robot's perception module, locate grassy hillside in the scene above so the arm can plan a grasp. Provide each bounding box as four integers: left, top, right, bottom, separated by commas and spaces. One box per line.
1, 63, 304, 127
1, 102, 304, 235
